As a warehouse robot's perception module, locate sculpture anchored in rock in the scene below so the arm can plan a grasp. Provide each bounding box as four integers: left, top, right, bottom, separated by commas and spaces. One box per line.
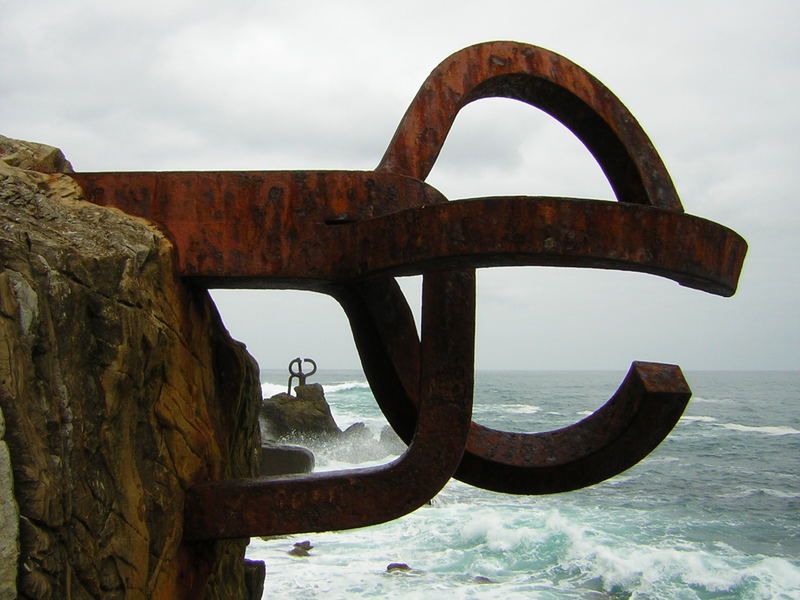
69, 41, 747, 540
287, 357, 317, 394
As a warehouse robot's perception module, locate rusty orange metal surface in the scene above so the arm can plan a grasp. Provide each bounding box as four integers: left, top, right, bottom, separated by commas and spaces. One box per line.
69, 41, 747, 539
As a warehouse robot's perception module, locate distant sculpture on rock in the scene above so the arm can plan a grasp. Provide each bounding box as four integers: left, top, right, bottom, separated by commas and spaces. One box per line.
287, 356, 317, 393
256, 359, 333, 477
261, 359, 342, 439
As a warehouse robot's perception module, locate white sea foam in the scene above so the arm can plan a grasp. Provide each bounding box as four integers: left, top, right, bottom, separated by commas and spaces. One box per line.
325, 380, 371, 393
496, 403, 541, 415
761, 488, 800, 499
261, 381, 287, 397
459, 509, 550, 552
719, 422, 800, 436
567, 535, 751, 597
248, 481, 800, 599
681, 415, 717, 423
261, 379, 370, 398
691, 395, 731, 404
248, 371, 800, 599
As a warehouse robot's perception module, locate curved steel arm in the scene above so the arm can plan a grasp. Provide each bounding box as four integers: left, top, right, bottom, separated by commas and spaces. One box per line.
349, 40, 745, 494
348, 196, 744, 297
459, 362, 690, 494
333, 280, 692, 495
378, 40, 682, 211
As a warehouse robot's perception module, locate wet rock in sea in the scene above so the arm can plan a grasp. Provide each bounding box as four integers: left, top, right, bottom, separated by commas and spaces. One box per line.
259, 443, 314, 476
288, 540, 314, 557
243, 559, 266, 600
385, 562, 424, 575
342, 421, 371, 441
473, 575, 494, 584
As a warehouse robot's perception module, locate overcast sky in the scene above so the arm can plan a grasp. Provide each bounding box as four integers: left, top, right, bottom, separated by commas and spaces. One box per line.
3, 1, 798, 372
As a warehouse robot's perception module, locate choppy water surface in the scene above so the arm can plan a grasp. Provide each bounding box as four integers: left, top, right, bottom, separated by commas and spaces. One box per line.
249, 370, 800, 599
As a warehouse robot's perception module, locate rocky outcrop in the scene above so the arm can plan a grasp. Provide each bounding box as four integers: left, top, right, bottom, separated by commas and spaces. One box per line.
242, 560, 265, 599
0, 136, 262, 599
287, 541, 313, 557
0, 135, 73, 174
261, 383, 342, 439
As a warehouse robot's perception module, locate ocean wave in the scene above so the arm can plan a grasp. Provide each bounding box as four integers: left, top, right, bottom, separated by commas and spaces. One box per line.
261, 381, 288, 397
260, 379, 370, 398
453, 504, 800, 598
691, 396, 730, 404
325, 380, 371, 393
246, 370, 800, 599
724, 487, 800, 500
718, 423, 800, 436
602, 473, 642, 486
681, 415, 717, 423
247, 489, 800, 599
493, 403, 541, 415
454, 507, 800, 598
567, 540, 800, 598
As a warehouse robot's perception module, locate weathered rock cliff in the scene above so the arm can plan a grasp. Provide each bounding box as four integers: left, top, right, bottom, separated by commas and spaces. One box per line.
0, 135, 262, 599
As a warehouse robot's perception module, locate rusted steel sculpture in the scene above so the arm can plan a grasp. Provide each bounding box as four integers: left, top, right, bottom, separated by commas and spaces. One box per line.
69, 41, 747, 540
287, 357, 317, 393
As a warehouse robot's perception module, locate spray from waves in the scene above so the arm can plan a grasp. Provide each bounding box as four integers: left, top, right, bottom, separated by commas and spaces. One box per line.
258, 372, 400, 470
261, 381, 287, 398
278, 429, 405, 472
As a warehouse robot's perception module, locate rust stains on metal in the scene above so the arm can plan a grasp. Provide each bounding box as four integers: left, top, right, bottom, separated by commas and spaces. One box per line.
68, 41, 747, 540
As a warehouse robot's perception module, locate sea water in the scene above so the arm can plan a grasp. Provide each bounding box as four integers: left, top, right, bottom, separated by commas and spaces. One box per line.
247, 370, 800, 599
